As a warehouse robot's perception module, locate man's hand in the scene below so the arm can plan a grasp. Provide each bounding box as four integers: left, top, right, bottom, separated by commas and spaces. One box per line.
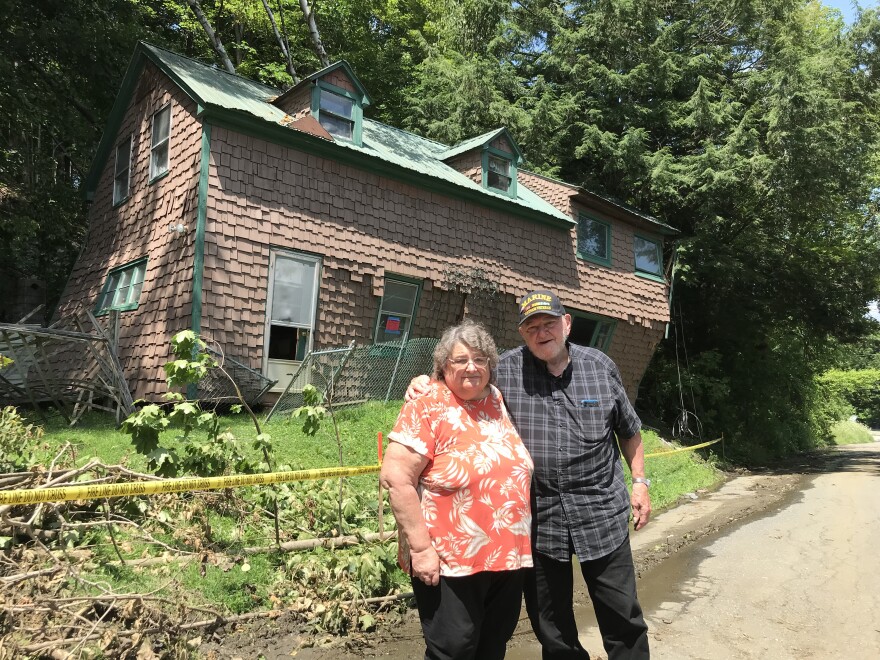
410, 546, 441, 586
404, 375, 432, 402
631, 483, 652, 531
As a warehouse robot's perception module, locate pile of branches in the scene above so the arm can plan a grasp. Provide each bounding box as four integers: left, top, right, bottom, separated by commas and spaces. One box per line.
0, 445, 265, 658
0, 443, 405, 658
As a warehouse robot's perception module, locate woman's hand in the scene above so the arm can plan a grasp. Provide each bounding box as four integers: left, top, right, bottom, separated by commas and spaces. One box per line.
410, 546, 441, 586
404, 375, 432, 402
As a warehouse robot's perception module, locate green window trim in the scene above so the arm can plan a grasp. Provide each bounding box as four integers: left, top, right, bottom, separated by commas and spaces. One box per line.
569, 310, 617, 353
310, 81, 364, 146
149, 103, 172, 183
481, 146, 517, 198
577, 214, 612, 266
113, 134, 132, 206
373, 274, 422, 345
94, 258, 148, 315
633, 234, 665, 282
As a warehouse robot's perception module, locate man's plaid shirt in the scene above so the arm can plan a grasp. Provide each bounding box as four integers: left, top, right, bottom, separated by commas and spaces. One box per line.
496, 343, 641, 562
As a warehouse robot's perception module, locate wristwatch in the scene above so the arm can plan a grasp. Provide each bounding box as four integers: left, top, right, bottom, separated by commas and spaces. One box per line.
632, 477, 651, 488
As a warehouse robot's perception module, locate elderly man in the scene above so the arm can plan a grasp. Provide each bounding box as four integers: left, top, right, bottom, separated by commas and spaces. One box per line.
408, 290, 651, 660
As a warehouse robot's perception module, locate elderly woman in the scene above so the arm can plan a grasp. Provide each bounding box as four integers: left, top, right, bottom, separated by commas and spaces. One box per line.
380, 320, 533, 660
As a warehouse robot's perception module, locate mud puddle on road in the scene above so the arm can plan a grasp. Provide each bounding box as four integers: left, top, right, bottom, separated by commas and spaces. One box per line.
507, 474, 809, 659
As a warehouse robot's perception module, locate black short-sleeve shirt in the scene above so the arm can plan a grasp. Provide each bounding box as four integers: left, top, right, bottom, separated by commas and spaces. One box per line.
496, 343, 641, 561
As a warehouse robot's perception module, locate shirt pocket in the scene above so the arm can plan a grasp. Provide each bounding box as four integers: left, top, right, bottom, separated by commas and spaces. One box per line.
571, 399, 612, 442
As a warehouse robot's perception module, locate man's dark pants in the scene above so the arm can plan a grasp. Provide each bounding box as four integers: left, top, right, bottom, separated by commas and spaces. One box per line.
524, 536, 650, 660
411, 569, 524, 660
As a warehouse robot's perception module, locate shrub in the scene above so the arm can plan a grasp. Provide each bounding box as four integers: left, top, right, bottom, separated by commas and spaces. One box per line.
0, 405, 43, 470
818, 369, 880, 429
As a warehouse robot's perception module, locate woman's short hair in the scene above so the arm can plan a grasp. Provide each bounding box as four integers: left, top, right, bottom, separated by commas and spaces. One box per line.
432, 319, 499, 381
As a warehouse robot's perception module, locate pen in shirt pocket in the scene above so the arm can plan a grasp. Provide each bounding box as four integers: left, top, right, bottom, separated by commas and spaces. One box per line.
580, 399, 599, 408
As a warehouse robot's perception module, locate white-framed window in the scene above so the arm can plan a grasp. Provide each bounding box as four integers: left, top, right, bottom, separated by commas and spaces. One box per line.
265, 251, 321, 367
149, 104, 171, 180
113, 135, 132, 205
374, 277, 420, 344
95, 259, 147, 314
569, 311, 616, 353
634, 235, 663, 279
577, 214, 611, 265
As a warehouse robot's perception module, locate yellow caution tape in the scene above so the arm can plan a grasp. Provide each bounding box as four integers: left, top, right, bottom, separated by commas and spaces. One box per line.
0, 465, 381, 506
644, 437, 722, 459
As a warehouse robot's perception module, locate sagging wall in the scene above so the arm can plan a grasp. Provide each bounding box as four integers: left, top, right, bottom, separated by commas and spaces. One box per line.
201, 126, 669, 397
54, 64, 203, 400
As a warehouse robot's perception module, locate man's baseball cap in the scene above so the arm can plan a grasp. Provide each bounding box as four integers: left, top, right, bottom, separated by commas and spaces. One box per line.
518, 290, 566, 325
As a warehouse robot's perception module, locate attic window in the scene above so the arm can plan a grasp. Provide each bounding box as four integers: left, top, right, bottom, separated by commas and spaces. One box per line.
482, 147, 517, 197
488, 156, 511, 191
318, 87, 355, 141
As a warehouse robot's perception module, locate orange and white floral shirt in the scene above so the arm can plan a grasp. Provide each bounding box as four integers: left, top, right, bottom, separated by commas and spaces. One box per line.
388, 382, 533, 577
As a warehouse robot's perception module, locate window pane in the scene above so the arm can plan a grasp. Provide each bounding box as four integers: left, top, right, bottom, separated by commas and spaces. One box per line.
380, 280, 419, 315
578, 217, 609, 259
112, 269, 132, 307
634, 236, 662, 275
487, 170, 511, 192
319, 113, 353, 140
114, 138, 130, 177
113, 175, 128, 203
594, 322, 613, 351
375, 313, 410, 343
320, 90, 353, 118
271, 255, 318, 326
152, 106, 170, 144
488, 156, 509, 175
150, 142, 169, 179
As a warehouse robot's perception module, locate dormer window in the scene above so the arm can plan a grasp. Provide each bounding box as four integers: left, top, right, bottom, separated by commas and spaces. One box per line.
482, 147, 517, 197
488, 155, 512, 192
311, 81, 364, 144
319, 88, 354, 139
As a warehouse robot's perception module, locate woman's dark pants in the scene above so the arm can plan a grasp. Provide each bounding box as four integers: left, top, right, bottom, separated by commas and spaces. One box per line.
523, 536, 650, 660
411, 569, 525, 660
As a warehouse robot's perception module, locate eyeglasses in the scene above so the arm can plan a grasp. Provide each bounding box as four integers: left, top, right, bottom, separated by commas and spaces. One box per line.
447, 356, 490, 368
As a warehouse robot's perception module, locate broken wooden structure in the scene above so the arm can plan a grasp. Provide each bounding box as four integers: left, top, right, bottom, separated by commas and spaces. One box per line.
0, 306, 135, 424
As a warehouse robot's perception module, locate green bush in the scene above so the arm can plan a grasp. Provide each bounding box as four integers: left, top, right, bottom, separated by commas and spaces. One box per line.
829, 420, 875, 445
0, 405, 42, 470
818, 369, 880, 429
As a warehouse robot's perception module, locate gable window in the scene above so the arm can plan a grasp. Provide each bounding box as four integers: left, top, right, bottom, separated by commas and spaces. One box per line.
482, 147, 517, 197
264, 250, 321, 386
374, 277, 421, 344
634, 235, 663, 280
569, 311, 615, 353
113, 135, 132, 205
577, 214, 611, 266
95, 259, 147, 314
149, 104, 171, 181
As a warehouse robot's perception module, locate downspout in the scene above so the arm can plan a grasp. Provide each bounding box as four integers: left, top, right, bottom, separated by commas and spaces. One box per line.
189, 120, 211, 399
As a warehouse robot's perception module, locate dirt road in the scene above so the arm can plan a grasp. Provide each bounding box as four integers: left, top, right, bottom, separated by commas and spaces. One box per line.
206, 443, 880, 659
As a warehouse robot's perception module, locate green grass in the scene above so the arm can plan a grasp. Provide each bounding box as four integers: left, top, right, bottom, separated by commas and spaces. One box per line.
829, 419, 875, 445
628, 430, 724, 513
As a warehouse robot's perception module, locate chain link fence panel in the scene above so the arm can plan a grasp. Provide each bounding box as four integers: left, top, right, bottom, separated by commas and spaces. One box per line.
267, 337, 439, 421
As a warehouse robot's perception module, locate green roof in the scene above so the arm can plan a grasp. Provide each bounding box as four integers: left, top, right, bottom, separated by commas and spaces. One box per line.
90, 43, 677, 231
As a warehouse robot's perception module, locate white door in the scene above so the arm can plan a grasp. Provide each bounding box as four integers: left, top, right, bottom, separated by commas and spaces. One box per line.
263, 250, 321, 390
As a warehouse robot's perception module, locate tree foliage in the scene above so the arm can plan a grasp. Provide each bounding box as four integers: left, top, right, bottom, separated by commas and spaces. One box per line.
1, 0, 878, 454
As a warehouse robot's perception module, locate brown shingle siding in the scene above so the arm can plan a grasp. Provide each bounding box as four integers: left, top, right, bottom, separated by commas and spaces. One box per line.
54, 64, 203, 400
